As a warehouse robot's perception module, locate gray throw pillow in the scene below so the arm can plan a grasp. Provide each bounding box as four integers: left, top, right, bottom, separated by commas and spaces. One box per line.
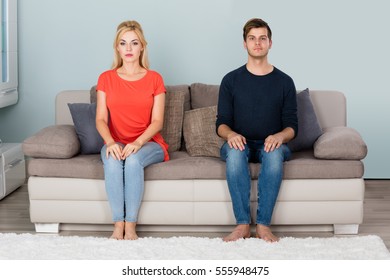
183, 106, 224, 157
68, 103, 104, 154
288, 88, 323, 152
22, 125, 80, 158
161, 90, 186, 152
314, 127, 367, 160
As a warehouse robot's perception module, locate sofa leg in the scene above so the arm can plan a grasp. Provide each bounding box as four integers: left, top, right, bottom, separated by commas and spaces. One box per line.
34, 223, 60, 233
333, 224, 359, 235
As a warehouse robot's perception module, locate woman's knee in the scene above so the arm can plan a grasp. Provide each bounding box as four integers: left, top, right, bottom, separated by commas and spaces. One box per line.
124, 154, 143, 169
101, 146, 122, 170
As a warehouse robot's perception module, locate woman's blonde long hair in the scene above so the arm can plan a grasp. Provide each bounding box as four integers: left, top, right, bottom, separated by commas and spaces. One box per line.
111, 20, 149, 69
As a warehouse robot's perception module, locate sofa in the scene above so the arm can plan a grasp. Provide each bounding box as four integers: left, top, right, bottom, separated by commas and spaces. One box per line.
22, 83, 368, 235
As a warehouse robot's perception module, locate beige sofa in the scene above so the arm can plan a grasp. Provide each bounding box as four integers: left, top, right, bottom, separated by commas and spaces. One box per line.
22, 84, 368, 235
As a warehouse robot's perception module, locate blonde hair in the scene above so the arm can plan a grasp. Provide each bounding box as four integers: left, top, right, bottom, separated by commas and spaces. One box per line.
111, 20, 149, 69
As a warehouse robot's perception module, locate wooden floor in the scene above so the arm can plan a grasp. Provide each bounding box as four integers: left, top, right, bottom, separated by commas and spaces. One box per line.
1, 179, 389, 250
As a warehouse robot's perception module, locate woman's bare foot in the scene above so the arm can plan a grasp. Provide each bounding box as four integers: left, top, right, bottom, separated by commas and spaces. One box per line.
110, 221, 125, 240
124, 222, 138, 240
255, 224, 279, 243
223, 224, 251, 242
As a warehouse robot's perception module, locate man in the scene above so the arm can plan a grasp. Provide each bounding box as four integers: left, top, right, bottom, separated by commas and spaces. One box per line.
216, 18, 298, 243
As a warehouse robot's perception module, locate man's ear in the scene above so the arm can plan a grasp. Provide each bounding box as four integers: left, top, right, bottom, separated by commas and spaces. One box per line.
243, 40, 247, 50
269, 39, 273, 49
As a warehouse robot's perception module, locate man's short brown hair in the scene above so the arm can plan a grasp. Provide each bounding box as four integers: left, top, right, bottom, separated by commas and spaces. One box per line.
243, 18, 272, 40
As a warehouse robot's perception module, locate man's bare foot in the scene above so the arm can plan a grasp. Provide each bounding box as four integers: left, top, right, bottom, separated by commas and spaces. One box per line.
255, 224, 279, 243
124, 222, 138, 240
110, 221, 125, 240
223, 224, 251, 242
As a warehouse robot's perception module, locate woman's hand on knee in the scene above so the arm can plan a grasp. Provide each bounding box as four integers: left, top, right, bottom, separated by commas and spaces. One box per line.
122, 141, 142, 159
106, 142, 123, 160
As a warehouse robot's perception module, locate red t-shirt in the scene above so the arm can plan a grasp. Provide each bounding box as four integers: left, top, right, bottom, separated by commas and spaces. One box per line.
96, 69, 169, 161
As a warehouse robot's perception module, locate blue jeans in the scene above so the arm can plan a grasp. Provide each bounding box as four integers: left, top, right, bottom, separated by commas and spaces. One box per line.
101, 142, 164, 222
220, 140, 291, 226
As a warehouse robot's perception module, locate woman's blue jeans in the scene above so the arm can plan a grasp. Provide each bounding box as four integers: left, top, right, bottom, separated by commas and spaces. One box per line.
101, 142, 164, 223
220, 140, 291, 226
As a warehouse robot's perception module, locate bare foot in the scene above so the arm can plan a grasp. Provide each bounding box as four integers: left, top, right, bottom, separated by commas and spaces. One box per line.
223, 224, 251, 242
124, 222, 138, 240
255, 224, 279, 243
110, 221, 125, 240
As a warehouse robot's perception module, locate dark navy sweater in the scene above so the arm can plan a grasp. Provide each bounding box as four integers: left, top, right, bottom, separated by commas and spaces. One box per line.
216, 65, 298, 140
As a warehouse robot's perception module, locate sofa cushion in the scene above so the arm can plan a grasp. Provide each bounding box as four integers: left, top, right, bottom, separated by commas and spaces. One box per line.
167, 85, 191, 112
23, 125, 80, 159
190, 83, 219, 109
161, 89, 187, 152
27, 150, 365, 180
68, 103, 104, 154
183, 106, 224, 157
90, 85, 97, 103
288, 88, 323, 152
27, 154, 104, 179
314, 127, 368, 160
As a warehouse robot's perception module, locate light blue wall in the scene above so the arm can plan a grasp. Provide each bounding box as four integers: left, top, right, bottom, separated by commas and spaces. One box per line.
0, 0, 389, 178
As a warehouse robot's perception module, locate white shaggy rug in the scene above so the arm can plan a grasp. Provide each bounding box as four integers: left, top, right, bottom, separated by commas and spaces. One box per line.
0, 233, 389, 260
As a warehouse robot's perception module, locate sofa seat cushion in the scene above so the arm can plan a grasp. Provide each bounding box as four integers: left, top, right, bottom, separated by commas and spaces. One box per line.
145, 152, 226, 180
27, 150, 364, 180
27, 154, 104, 179
273, 150, 364, 179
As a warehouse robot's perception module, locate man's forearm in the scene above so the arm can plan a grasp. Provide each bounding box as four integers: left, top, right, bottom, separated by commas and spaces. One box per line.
278, 127, 295, 143
217, 124, 235, 141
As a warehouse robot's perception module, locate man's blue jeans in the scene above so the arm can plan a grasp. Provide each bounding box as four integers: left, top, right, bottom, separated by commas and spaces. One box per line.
220, 140, 291, 226
101, 142, 164, 223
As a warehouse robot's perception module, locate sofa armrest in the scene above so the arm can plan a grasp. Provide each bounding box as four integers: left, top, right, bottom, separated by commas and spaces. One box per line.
314, 126, 367, 160
23, 125, 80, 159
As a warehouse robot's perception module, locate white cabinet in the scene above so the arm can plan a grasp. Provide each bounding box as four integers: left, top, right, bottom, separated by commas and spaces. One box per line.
0, 143, 25, 200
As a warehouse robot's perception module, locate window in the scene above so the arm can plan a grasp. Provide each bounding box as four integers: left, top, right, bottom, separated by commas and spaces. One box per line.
0, 0, 17, 108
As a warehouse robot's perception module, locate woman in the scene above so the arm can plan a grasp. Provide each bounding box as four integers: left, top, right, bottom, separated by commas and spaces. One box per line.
96, 20, 169, 240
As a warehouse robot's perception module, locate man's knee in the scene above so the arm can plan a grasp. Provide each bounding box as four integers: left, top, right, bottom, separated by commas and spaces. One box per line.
261, 147, 285, 167
262, 145, 288, 161
222, 144, 246, 160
